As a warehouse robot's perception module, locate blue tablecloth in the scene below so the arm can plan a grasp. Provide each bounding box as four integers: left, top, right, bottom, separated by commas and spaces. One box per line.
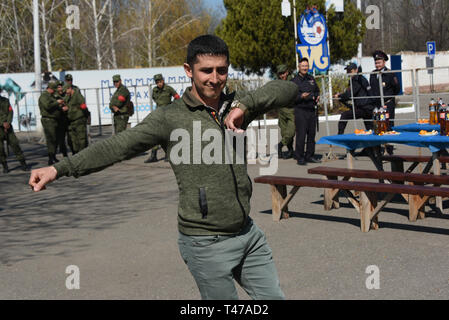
317, 132, 449, 153
392, 123, 440, 132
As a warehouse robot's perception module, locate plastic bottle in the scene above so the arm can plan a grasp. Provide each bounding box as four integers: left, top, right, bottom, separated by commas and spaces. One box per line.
373, 107, 379, 135
384, 106, 390, 131
439, 101, 446, 136
429, 98, 437, 125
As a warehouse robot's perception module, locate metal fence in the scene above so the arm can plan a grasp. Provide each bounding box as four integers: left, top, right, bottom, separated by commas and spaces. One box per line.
7, 66, 449, 138
316, 66, 449, 136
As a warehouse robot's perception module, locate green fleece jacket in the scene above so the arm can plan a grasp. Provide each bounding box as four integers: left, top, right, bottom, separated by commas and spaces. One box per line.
54, 80, 298, 235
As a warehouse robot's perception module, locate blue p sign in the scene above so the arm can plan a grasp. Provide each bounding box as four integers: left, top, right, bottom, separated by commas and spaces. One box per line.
427, 41, 436, 58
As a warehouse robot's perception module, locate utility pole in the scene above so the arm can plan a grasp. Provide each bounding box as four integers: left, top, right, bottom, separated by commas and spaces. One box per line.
33, 0, 43, 133
357, 0, 362, 66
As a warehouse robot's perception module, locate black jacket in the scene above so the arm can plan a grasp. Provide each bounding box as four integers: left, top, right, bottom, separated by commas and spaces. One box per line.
369, 67, 400, 107
291, 73, 320, 110
338, 75, 372, 110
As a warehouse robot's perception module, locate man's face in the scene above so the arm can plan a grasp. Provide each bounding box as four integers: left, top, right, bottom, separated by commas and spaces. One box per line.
299, 61, 309, 76
375, 59, 386, 70
66, 88, 73, 96
57, 86, 63, 94
184, 54, 229, 105
156, 79, 164, 89
278, 71, 289, 80
347, 68, 357, 74
113, 80, 121, 88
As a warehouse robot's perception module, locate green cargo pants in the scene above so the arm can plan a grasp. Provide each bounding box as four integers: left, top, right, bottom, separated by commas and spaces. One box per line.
113, 114, 129, 134
0, 126, 25, 163
41, 117, 63, 157
178, 218, 285, 300
278, 107, 295, 147
68, 118, 88, 154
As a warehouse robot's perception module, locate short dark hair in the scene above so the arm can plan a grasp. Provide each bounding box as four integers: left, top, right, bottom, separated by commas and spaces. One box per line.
186, 35, 229, 67
299, 57, 309, 64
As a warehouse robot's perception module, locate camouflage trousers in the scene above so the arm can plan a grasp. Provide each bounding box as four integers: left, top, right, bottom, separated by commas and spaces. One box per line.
68, 118, 88, 154
113, 114, 129, 134
41, 117, 66, 157
0, 126, 25, 163
278, 107, 295, 146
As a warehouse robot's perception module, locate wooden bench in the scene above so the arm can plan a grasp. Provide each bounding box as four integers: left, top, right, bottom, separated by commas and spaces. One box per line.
380, 155, 449, 173
254, 176, 449, 232
308, 166, 449, 220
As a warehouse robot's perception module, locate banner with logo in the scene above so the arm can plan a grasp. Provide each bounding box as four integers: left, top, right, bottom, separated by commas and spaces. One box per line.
296, 7, 330, 73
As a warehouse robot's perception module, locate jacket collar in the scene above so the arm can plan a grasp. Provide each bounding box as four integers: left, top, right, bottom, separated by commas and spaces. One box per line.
182, 87, 234, 109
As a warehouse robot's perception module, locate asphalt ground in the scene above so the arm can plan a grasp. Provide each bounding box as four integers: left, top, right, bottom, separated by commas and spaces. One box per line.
1, 109, 449, 300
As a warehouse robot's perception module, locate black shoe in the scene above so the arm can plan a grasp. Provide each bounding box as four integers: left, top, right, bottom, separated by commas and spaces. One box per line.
306, 157, 321, 164
277, 143, 283, 159
48, 158, 54, 165
283, 150, 293, 160
297, 159, 306, 166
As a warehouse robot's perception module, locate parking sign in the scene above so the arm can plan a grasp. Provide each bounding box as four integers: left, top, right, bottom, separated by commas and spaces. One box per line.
427, 41, 436, 59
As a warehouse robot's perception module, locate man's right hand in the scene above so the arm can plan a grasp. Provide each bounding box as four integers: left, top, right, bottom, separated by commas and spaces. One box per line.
112, 106, 119, 113
29, 166, 58, 192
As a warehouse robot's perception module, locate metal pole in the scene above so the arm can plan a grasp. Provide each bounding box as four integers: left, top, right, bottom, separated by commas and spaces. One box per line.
95, 88, 102, 136
357, 0, 362, 66
349, 74, 358, 131
292, 0, 299, 72
411, 69, 418, 121
415, 69, 421, 120
33, 0, 42, 134
321, 76, 330, 137
134, 85, 139, 124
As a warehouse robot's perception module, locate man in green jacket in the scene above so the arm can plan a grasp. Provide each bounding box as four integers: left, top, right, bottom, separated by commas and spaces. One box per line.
276, 65, 295, 159
144, 73, 180, 163
0, 88, 29, 173
38, 81, 67, 165
63, 84, 89, 154
109, 75, 130, 134
29, 35, 298, 300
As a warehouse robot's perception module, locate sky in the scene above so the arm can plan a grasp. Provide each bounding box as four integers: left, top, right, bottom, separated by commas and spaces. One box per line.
204, 0, 226, 15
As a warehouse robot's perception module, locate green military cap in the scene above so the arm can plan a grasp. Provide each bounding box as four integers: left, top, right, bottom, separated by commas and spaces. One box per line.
47, 81, 58, 90
62, 83, 72, 91
112, 74, 121, 82
65, 74, 73, 81
57, 80, 64, 87
154, 74, 163, 81
277, 65, 288, 74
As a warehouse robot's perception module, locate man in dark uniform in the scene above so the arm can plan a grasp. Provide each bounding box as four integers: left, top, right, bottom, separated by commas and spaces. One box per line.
144, 73, 180, 163
292, 58, 321, 165
335, 63, 374, 134
38, 81, 67, 165
0, 88, 29, 173
109, 75, 130, 134
370, 50, 400, 155
276, 65, 295, 160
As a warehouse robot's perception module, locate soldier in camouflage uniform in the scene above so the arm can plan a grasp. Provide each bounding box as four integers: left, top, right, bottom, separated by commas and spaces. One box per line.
0, 88, 29, 173
39, 81, 67, 165
109, 75, 130, 134
55, 81, 69, 156
64, 74, 80, 92
276, 65, 295, 159
144, 73, 180, 163
63, 84, 89, 154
